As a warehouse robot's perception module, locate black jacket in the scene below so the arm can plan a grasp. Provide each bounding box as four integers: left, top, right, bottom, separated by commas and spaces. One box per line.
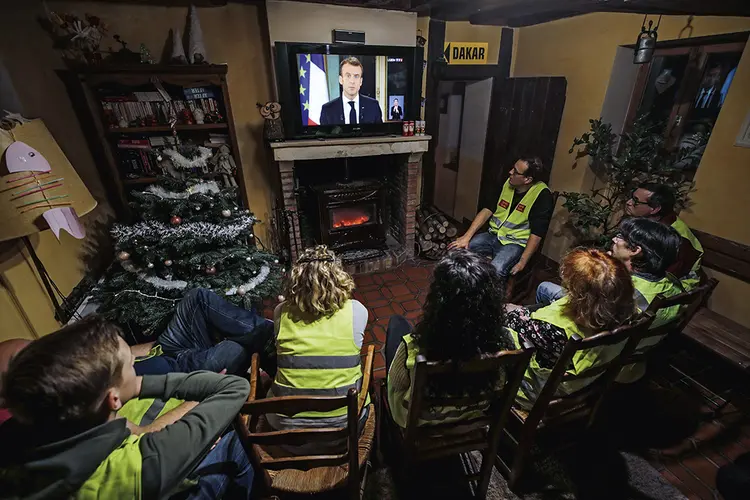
320, 94, 383, 125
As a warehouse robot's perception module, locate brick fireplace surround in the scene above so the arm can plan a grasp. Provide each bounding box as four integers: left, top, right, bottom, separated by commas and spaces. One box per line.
270, 136, 431, 274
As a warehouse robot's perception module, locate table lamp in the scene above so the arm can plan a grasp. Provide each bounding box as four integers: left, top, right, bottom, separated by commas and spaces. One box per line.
0, 117, 97, 321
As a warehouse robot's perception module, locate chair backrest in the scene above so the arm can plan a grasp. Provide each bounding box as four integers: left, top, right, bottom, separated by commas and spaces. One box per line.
403, 342, 535, 460
525, 314, 655, 429
625, 279, 718, 365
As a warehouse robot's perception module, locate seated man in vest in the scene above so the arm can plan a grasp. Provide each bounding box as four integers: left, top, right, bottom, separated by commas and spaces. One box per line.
449, 157, 554, 278
0, 316, 254, 499
626, 182, 704, 289
132, 287, 275, 377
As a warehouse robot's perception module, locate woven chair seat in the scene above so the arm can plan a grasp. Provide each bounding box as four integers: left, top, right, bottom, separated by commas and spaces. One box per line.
252, 404, 376, 494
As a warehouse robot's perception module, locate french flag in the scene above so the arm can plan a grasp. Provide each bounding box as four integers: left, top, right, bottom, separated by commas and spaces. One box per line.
298, 54, 329, 126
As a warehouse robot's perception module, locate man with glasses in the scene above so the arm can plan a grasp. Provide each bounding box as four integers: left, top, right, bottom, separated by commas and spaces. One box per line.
626, 183, 703, 290
320, 57, 383, 125
449, 157, 553, 278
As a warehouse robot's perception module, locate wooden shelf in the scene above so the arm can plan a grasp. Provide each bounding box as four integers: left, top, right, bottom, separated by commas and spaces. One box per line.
78, 64, 229, 76
108, 123, 228, 134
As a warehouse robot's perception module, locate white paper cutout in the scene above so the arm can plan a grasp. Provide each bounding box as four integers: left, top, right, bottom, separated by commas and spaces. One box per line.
6, 141, 52, 173
42, 207, 85, 240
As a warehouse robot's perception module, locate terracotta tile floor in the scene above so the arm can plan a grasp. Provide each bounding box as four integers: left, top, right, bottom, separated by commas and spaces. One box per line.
352, 259, 750, 499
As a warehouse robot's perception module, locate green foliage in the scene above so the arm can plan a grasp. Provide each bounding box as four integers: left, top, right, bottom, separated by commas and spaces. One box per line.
562, 117, 702, 246
94, 179, 283, 339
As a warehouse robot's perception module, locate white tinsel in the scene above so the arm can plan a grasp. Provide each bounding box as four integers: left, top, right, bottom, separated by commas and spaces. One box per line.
112, 215, 257, 245
225, 265, 271, 296
145, 181, 220, 200
162, 147, 213, 170
142, 274, 188, 290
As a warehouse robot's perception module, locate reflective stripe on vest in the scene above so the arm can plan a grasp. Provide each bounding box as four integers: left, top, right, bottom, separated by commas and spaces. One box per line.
670, 217, 704, 290
512, 297, 627, 410
402, 334, 498, 426
118, 398, 185, 426
75, 434, 143, 500
273, 300, 368, 417
488, 180, 549, 248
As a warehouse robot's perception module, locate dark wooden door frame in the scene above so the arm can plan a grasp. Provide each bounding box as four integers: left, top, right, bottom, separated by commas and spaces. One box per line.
422, 25, 513, 206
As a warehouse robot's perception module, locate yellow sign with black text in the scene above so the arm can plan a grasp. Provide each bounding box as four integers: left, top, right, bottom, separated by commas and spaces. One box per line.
443, 42, 489, 65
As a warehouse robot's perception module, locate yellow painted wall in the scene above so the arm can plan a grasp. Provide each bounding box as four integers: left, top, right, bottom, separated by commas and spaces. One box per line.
513, 13, 750, 326
0, 1, 274, 340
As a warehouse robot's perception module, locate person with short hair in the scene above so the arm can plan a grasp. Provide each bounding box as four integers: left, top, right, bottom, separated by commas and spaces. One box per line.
267, 245, 369, 432
627, 182, 704, 289
320, 56, 383, 125
505, 248, 637, 408
450, 157, 554, 278
0, 317, 253, 499
385, 249, 514, 428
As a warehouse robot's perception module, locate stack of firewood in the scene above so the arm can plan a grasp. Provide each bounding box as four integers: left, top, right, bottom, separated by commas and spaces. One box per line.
416, 206, 458, 260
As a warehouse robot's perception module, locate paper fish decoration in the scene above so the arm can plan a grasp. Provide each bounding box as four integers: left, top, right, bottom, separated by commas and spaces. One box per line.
42, 207, 86, 240
5, 141, 52, 173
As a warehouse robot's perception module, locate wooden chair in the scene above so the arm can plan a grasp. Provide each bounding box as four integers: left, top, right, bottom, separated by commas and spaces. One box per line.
382, 342, 535, 499
496, 314, 655, 491
618, 279, 719, 380
235, 346, 376, 500
505, 191, 560, 303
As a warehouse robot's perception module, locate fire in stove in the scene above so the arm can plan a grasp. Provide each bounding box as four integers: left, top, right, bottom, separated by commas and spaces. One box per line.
332, 207, 372, 229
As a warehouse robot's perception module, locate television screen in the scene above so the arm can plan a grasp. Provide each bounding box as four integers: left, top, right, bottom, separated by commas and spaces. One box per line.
296, 53, 410, 126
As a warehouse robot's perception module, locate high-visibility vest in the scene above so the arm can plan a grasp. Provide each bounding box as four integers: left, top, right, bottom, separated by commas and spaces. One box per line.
272, 300, 368, 418
511, 297, 627, 410
118, 397, 185, 427
670, 216, 704, 290
488, 179, 549, 248
75, 434, 143, 500
398, 334, 505, 427
617, 273, 684, 383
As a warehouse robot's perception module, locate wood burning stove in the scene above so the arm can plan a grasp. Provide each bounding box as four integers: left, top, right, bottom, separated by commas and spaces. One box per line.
313, 179, 387, 252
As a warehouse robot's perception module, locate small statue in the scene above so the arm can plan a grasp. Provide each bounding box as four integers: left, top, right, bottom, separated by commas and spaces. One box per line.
193, 107, 205, 124
257, 101, 284, 142
170, 29, 187, 64
187, 5, 207, 64
210, 144, 238, 187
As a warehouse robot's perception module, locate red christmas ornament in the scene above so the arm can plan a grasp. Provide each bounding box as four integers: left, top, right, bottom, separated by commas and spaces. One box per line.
170, 215, 182, 225
205, 265, 217, 275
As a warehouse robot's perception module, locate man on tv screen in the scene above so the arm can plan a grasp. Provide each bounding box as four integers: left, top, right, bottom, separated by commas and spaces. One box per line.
320, 57, 383, 125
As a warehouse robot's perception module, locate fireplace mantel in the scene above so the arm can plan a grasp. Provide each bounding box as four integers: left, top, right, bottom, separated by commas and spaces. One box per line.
270, 135, 431, 162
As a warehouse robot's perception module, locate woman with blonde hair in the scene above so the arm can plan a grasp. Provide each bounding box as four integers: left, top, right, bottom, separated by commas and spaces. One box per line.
504, 248, 636, 409
267, 245, 369, 431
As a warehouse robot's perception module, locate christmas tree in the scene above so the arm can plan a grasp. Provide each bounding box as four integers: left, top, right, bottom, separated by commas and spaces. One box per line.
95, 178, 283, 339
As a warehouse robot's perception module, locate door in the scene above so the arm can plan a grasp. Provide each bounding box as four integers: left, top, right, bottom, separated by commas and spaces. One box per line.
478, 77, 567, 213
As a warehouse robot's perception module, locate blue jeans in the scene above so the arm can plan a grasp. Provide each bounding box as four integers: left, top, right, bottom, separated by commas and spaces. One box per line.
157, 288, 275, 376
185, 431, 253, 500
468, 232, 524, 277
536, 281, 566, 306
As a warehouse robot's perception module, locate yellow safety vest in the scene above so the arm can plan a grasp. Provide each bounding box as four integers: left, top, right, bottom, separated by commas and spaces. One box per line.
511, 297, 627, 410
118, 397, 185, 427
670, 216, 704, 290
617, 273, 684, 383
397, 334, 505, 427
272, 300, 368, 418
75, 434, 143, 500
488, 179, 549, 248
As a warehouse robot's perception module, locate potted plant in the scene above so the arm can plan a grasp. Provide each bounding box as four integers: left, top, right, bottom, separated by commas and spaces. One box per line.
561, 116, 706, 247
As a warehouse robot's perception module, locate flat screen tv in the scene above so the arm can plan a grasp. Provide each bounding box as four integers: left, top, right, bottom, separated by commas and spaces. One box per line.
274, 42, 423, 139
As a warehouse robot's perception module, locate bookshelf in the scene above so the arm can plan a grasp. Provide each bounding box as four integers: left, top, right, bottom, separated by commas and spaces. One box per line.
76, 64, 245, 219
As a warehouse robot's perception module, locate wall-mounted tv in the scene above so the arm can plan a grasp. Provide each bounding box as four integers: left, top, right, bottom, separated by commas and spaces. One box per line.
274, 42, 423, 139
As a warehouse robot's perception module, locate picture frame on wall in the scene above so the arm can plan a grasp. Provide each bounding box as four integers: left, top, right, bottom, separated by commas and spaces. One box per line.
736, 110, 750, 148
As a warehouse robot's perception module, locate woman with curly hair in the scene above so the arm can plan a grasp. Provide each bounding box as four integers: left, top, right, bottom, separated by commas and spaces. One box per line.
267, 245, 369, 431
386, 249, 514, 428
505, 247, 637, 409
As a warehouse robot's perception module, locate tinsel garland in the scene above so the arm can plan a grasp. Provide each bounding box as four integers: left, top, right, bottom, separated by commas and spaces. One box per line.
143, 274, 188, 290
225, 265, 271, 296
162, 147, 213, 170
144, 181, 220, 199
112, 215, 257, 246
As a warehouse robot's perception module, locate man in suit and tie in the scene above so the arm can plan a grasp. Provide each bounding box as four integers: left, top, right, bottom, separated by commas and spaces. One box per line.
320, 57, 383, 126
